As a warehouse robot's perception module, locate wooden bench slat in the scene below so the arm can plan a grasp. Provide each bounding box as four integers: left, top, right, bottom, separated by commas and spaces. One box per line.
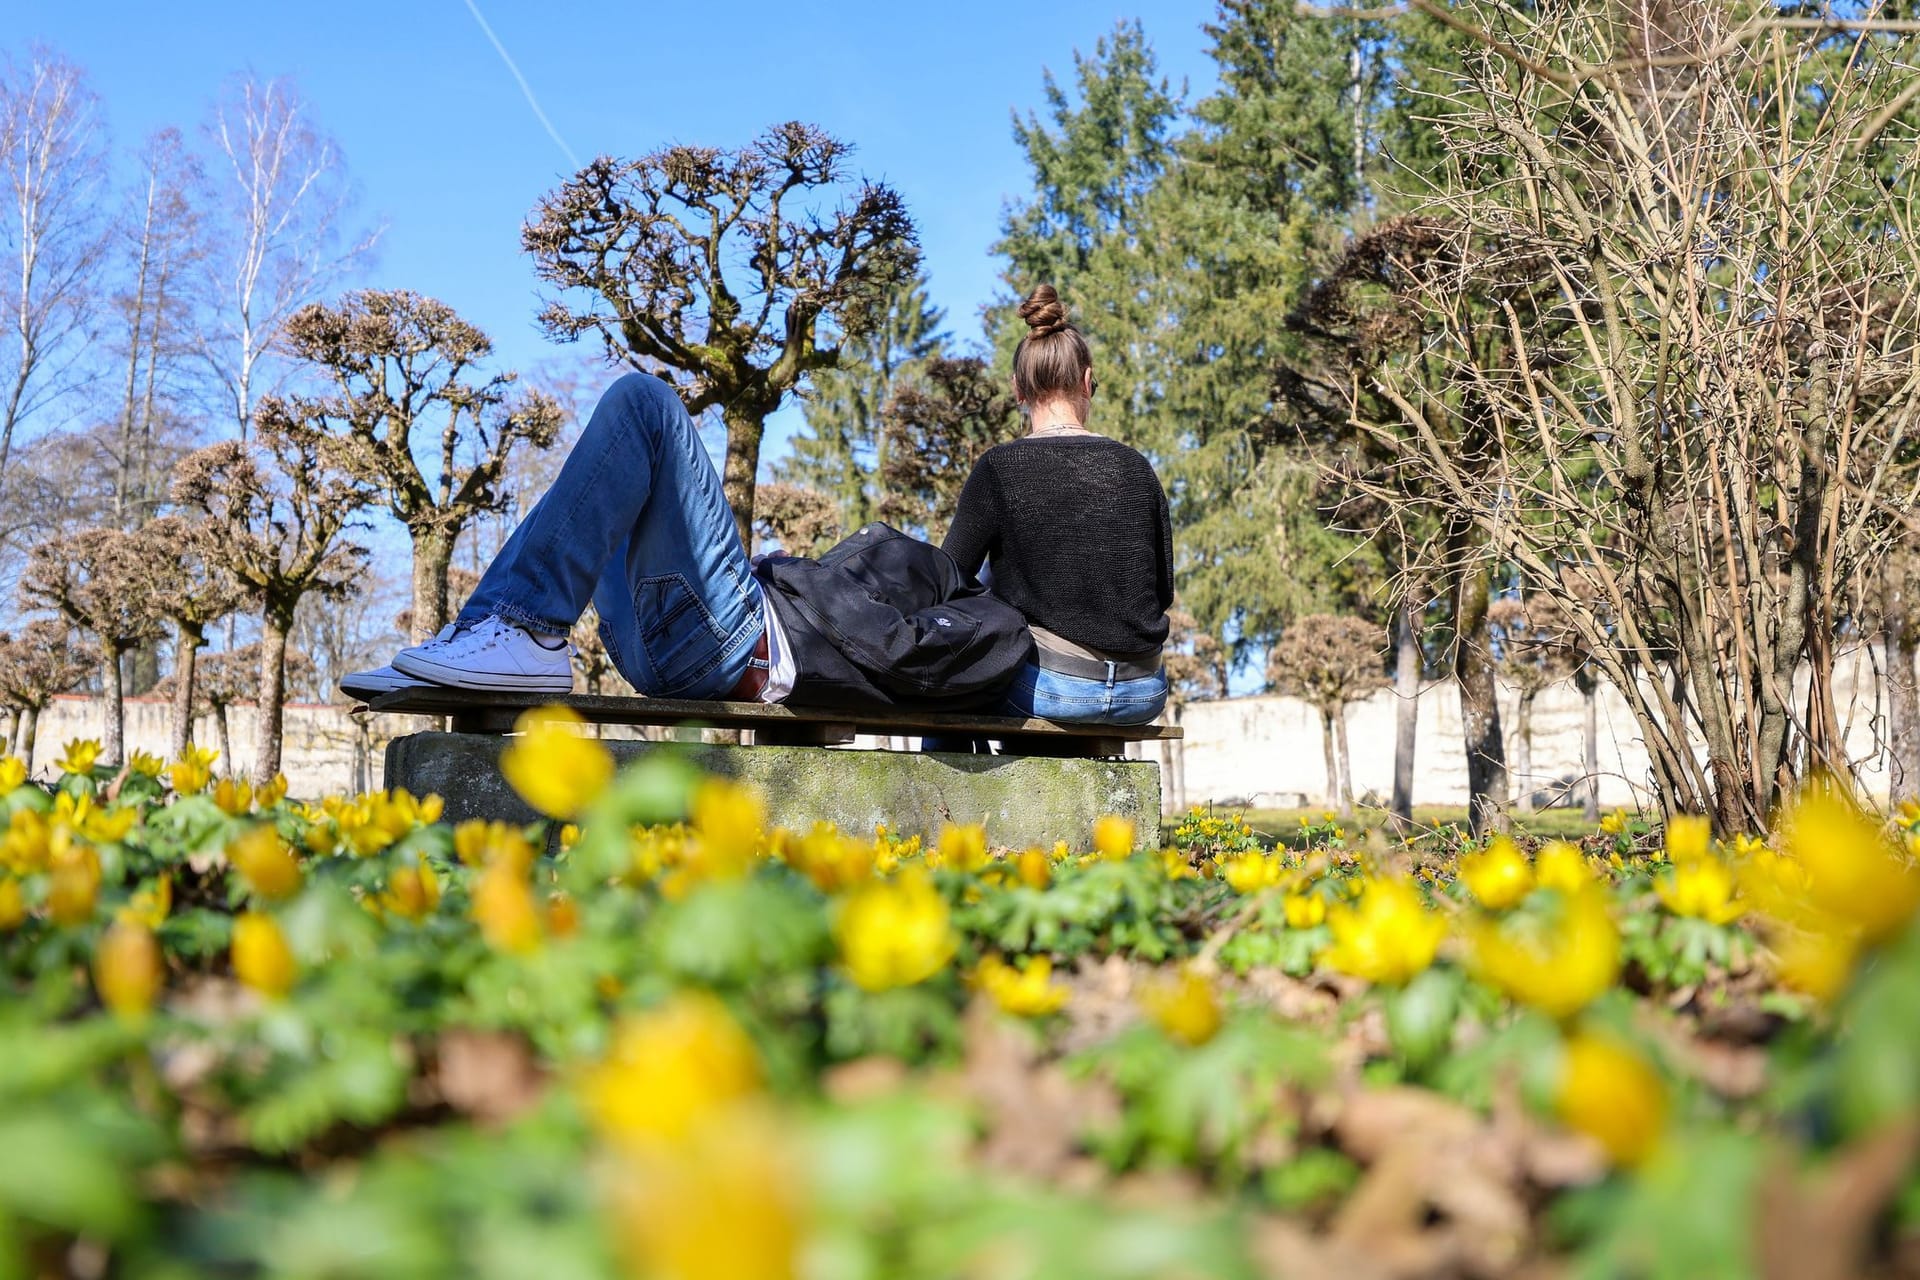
362, 687, 1182, 742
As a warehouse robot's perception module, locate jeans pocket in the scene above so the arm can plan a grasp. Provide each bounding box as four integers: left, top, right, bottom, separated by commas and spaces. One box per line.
633, 572, 729, 691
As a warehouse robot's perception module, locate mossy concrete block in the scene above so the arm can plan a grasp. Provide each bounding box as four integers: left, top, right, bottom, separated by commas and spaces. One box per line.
384, 732, 1161, 848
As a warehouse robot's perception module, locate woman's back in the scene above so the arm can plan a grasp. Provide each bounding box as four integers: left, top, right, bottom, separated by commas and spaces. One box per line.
942, 434, 1173, 658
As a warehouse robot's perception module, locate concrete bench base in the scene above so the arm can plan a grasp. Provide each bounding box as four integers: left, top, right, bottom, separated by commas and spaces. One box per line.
384, 732, 1163, 849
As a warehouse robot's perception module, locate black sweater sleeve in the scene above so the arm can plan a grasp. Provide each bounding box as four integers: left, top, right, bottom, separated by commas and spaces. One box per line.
941, 458, 998, 576
1155, 480, 1174, 612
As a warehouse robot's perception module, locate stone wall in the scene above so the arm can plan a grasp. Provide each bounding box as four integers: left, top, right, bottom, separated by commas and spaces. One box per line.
19, 638, 1909, 812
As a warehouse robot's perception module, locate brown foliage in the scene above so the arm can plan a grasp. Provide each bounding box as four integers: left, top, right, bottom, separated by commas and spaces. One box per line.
0, 620, 95, 711
752, 481, 841, 556
1266, 614, 1389, 715
877, 357, 1020, 542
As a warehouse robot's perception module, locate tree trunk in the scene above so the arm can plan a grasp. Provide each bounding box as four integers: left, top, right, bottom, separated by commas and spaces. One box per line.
1578, 666, 1600, 822
213, 704, 232, 774
1319, 706, 1343, 811
254, 608, 292, 782
171, 621, 204, 760
1167, 700, 1188, 814
18, 706, 39, 775
720, 402, 765, 551
1390, 599, 1420, 833
1885, 562, 1920, 803
101, 641, 128, 768
0, 709, 12, 758
1332, 703, 1354, 820
408, 525, 458, 643
1452, 557, 1509, 836
1514, 691, 1535, 814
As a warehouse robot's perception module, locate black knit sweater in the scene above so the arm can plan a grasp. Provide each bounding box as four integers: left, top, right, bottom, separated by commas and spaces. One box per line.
941, 435, 1174, 657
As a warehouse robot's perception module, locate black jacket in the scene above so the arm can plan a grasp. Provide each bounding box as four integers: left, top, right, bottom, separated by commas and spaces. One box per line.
754, 523, 1033, 711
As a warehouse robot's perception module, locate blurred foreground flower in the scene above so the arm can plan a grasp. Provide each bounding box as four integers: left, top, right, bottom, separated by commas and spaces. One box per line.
472, 860, 544, 954
974, 954, 1068, 1017
1222, 851, 1286, 894
1093, 814, 1134, 860
689, 777, 765, 881
232, 912, 297, 998
94, 918, 162, 1020
1471, 885, 1619, 1020
500, 705, 613, 820
834, 867, 955, 991
1781, 785, 1920, 944
1556, 1030, 1666, 1167
608, 1107, 801, 1280
1139, 967, 1222, 1046
1656, 855, 1744, 923
379, 857, 442, 921
0, 755, 26, 791
1459, 836, 1532, 910
1321, 877, 1444, 985
228, 825, 303, 900
579, 992, 763, 1147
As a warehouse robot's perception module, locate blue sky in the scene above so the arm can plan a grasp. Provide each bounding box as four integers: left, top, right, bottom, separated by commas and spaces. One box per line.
15, 0, 1222, 465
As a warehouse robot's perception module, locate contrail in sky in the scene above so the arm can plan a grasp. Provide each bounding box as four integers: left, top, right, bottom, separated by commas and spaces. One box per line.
460, 0, 580, 169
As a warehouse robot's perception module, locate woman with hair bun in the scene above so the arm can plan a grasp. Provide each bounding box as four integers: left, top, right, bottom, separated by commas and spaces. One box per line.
939, 283, 1174, 726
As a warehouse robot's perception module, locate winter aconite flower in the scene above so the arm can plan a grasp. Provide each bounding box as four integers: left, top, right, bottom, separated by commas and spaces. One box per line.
610, 1109, 802, 1280
1556, 1030, 1667, 1167
578, 992, 763, 1147
227, 825, 303, 901
1471, 886, 1619, 1020
232, 912, 298, 998
1656, 856, 1744, 924
1459, 836, 1533, 910
1664, 814, 1711, 864
934, 822, 989, 872
1139, 967, 1223, 1046
55, 739, 102, 776
1092, 815, 1135, 860
379, 859, 442, 921
1223, 852, 1287, 894
1781, 784, 1920, 944
47, 846, 102, 926
499, 705, 614, 820
974, 954, 1069, 1017
94, 919, 162, 1020
123, 876, 171, 929
1321, 878, 1445, 986
0, 878, 23, 931
689, 778, 765, 881
1284, 892, 1327, 929
125, 750, 164, 779
834, 868, 955, 991
1534, 842, 1591, 893
472, 861, 544, 954
170, 745, 218, 796
1016, 847, 1052, 890
0, 756, 26, 792
213, 778, 255, 817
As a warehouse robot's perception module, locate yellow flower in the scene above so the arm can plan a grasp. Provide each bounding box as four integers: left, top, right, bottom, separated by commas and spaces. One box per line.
472, 861, 543, 953
559, 822, 581, 850
55, 739, 102, 776
1459, 836, 1533, 910
935, 822, 989, 872
94, 919, 163, 1020
545, 890, 580, 937
499, 705, 613, 820
453, 818, 533, 870
1664, 814, 1711, 864
781, 823, 873, 894
1534, 841, 1591, 893
1222, 851, 1287, 894
1556, 1030, 1666, 1167
1, 808, 50, 874
125, 749, 164, 779
213, 777, 254, 817
1016, 847, 1052, 890
47, 846, 102, 926
0, 878, 22, 930
1773, 928, 1859, 1003
232, 912, 298, 998
609, 1108, 801, 1280
0, 755, 27, 791
227, 825, 303, 901
974, 954, 1068, 1017
379, 859, 442, 921
1471, 886, 1619, 1020
1092, 815, 1135, 860
1656, 857, 1744, 924
1321, 878, 1445, 986
123, 876, 172, 929
1139, 967, 1223, 1046
1599, 809, 1628, 836
54, 794, 137, 844
1781, 785, 1920, 944
834, 867, 955, 991
1283, 892, 1327, 929
170, 744, 218, 795
689, 777, 765, 881
256, 774, 288, 808
578, 992, 762, 1147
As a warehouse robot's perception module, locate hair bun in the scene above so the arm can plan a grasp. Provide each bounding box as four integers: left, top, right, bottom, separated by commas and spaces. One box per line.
1018, 284, 1070, 338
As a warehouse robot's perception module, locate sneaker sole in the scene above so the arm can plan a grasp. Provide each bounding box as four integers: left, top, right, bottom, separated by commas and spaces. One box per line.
391, 651, 575, 693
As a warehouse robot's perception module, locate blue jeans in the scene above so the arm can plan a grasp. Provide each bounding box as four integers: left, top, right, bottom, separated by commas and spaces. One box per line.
924, 662, 1168, 753
459, 373, 764, 699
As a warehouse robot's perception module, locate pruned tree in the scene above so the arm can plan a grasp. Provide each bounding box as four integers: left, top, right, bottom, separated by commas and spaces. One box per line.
752, 481, 841, 557
154, 641, 314, 772
19, 526, 165, 765
1162, 606, 1226, 813
394, 565, 480, 647
126, 514, 248, 758
876, 356, 1019, 543
523, 122, 921, 545
171, 416, 371, 780
1489, 595, 1578, 814
282, 289, 563, 641
196, 72, 375, 441
1266, 613, 1388, 817
0, 48, 109, 517
0, 621, 94, 773
1343, 1, 1920, 830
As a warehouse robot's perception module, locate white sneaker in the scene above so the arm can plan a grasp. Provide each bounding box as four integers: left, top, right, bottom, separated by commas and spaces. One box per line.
391, 614, 575, 693
339, 664, 434, 701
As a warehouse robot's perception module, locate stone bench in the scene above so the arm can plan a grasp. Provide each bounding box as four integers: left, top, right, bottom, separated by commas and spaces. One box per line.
364, 688, 1180, 847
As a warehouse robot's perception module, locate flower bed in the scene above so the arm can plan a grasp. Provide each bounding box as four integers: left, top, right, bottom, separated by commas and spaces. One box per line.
4, 712, 1920, 1278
